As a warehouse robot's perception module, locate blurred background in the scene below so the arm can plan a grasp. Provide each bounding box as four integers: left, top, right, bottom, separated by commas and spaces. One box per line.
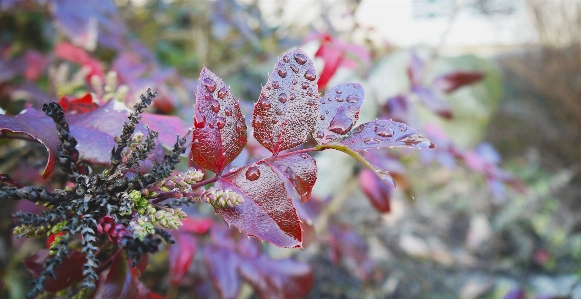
1, 0, 580, 298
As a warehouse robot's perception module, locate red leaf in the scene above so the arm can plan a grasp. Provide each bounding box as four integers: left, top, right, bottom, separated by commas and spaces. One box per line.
315, 43, 343, 90
340, 120, 434, 151
191, 67, 247, 174
58, 93, 98, 114
215, 162, 302, 248
433, 71, 485, 94
24, 249, 86, 293
359, 168, 391, 213
54, 43, 103, 80
412, 87, 453, 119
238, 256, 313, 299
264, 153, 317, 203
252, 49, 319, 154
23, 50, 49, 81
169, 233, 196, 286
129, 254, 148, 277
180, 217, 213, 234
93, 252, 137, 299
141, 113, 188, 148
328, 226, 376, 282
314, 83, 364, 143
204, 246, 240, 299
0, 108, 59, 178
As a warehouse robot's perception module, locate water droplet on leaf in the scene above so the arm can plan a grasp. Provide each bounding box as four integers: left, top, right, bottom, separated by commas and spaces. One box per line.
254, 116, 263, 127
304, 69, 317, 81
294, 53, 307, 65
307, 88, 315, 97
290, 65, 299, 73
211, 99, 220, 113
374, 125, 394, 137
245, 166, 260, 181
216, 117, 225, 129
302, 82, 309, 89
194, 112, 206, 128
316, 131, 324, 138
278, 68, 287, 78
320, 115, 325, 120
363, 138, 381, 145
272, 81, 280, 89
225, 107, 233, 116
336, 97, 344, 102
336, 89, 342, 94
328, 108, 354, 134
283, 55, 290, 63
300, 153, 309, 159
260, 98, 271, 109
346, 95, 359, 103
218, 87, 228, 99
203, 78, 217, 93
278, 93, 288, 103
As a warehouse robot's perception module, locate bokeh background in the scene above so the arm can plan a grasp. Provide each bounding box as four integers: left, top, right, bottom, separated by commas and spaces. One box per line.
1, 0, 580, 298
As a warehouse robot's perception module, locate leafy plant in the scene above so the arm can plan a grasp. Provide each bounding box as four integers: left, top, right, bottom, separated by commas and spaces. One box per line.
1, 49, 433, 298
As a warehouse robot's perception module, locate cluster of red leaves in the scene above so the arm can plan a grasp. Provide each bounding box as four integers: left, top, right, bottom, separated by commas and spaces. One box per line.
189, 48, 433, 248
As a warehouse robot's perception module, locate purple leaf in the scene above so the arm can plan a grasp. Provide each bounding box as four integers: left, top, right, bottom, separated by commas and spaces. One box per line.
169, 233, 197, 286
413, 86, 453, 119
340, 119, 434, 151
204, 246, 240, 299
215, 162, 302, 248
191, 67, 247, 174
252, 49, 319, 154
141, 113, 188, 148
314, 83, 364, 143
502, 288, 526, 299
359, 168, 392, 213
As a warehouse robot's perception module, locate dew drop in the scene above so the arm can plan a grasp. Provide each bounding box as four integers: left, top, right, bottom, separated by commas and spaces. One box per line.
289, 93, 296, 100
278, 68, 287, 78
307, 100, 316, 106
336, 96, 344, 102
374, 124, 393, 138
203, 78, 217, 93
291, 138, 299, 144
328, 97, 332, 102
301, 82, 309, 89
272, 81, 280, 89
204, 93, 211, 100
300, 153, 309, 159
236, 123, 244, 132
346, 95, 359, 103
319, 99, 326, 104
275, 109, 283, 116
245, 166, 260, 181
316, 131, 324, 138
194, 112, 206, 128
234, 102, 240, 108
217, 87, 228, 99
260, 98, 271, 109
398, 123, 407, 132
336, 89, 342, 94
209, 123, 215, 128
328, 108, 354, 134
304, 69, 317, 81
224, 107, 233, 116
272, 119, 278, 124
211, 99, 220, 113
292, 79, 297, 85
320, 115, 325, 120
290, 65, 299, 73
283, 55, 290, 63
278, 93, 288, 103
254, 116, 263, 127
294, 53, 307, 65
307, 88, 315, 97
216, 117, 225, 129
363, 138, 381, 145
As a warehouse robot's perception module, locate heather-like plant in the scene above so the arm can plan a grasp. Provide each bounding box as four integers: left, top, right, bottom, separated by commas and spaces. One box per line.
0, 49, 434, 298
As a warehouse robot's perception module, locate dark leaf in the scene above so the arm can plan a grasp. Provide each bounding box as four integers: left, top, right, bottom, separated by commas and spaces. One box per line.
340, 119, 434, 151
252, 49, 319, 154
412, 87, 453, 119
204, 246, 240, 299
433, 71, 485, 94
238, 256, 313, 299
359, 168, 391, 213
265, 153, 317, 203
215, 162, 302, 248
314, 83, 364, 143
24, 249, 86, 293
328, 225, 376, 282
0, 57, 25, 83
97, 251, 138, 299
169, 233, 196, 286
191, 67, 247, 174
129, 254, 148, 278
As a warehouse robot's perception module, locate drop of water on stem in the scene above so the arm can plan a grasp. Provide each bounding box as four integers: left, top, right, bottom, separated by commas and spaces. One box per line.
245, 166, 260, 181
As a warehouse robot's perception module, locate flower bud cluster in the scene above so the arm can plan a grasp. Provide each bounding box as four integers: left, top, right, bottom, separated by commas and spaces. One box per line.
129, 216, 155, 241
201, 187, 244, 208
149, 168, 204, 193
149, 208, 187, 230
13, 224, 50, 238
